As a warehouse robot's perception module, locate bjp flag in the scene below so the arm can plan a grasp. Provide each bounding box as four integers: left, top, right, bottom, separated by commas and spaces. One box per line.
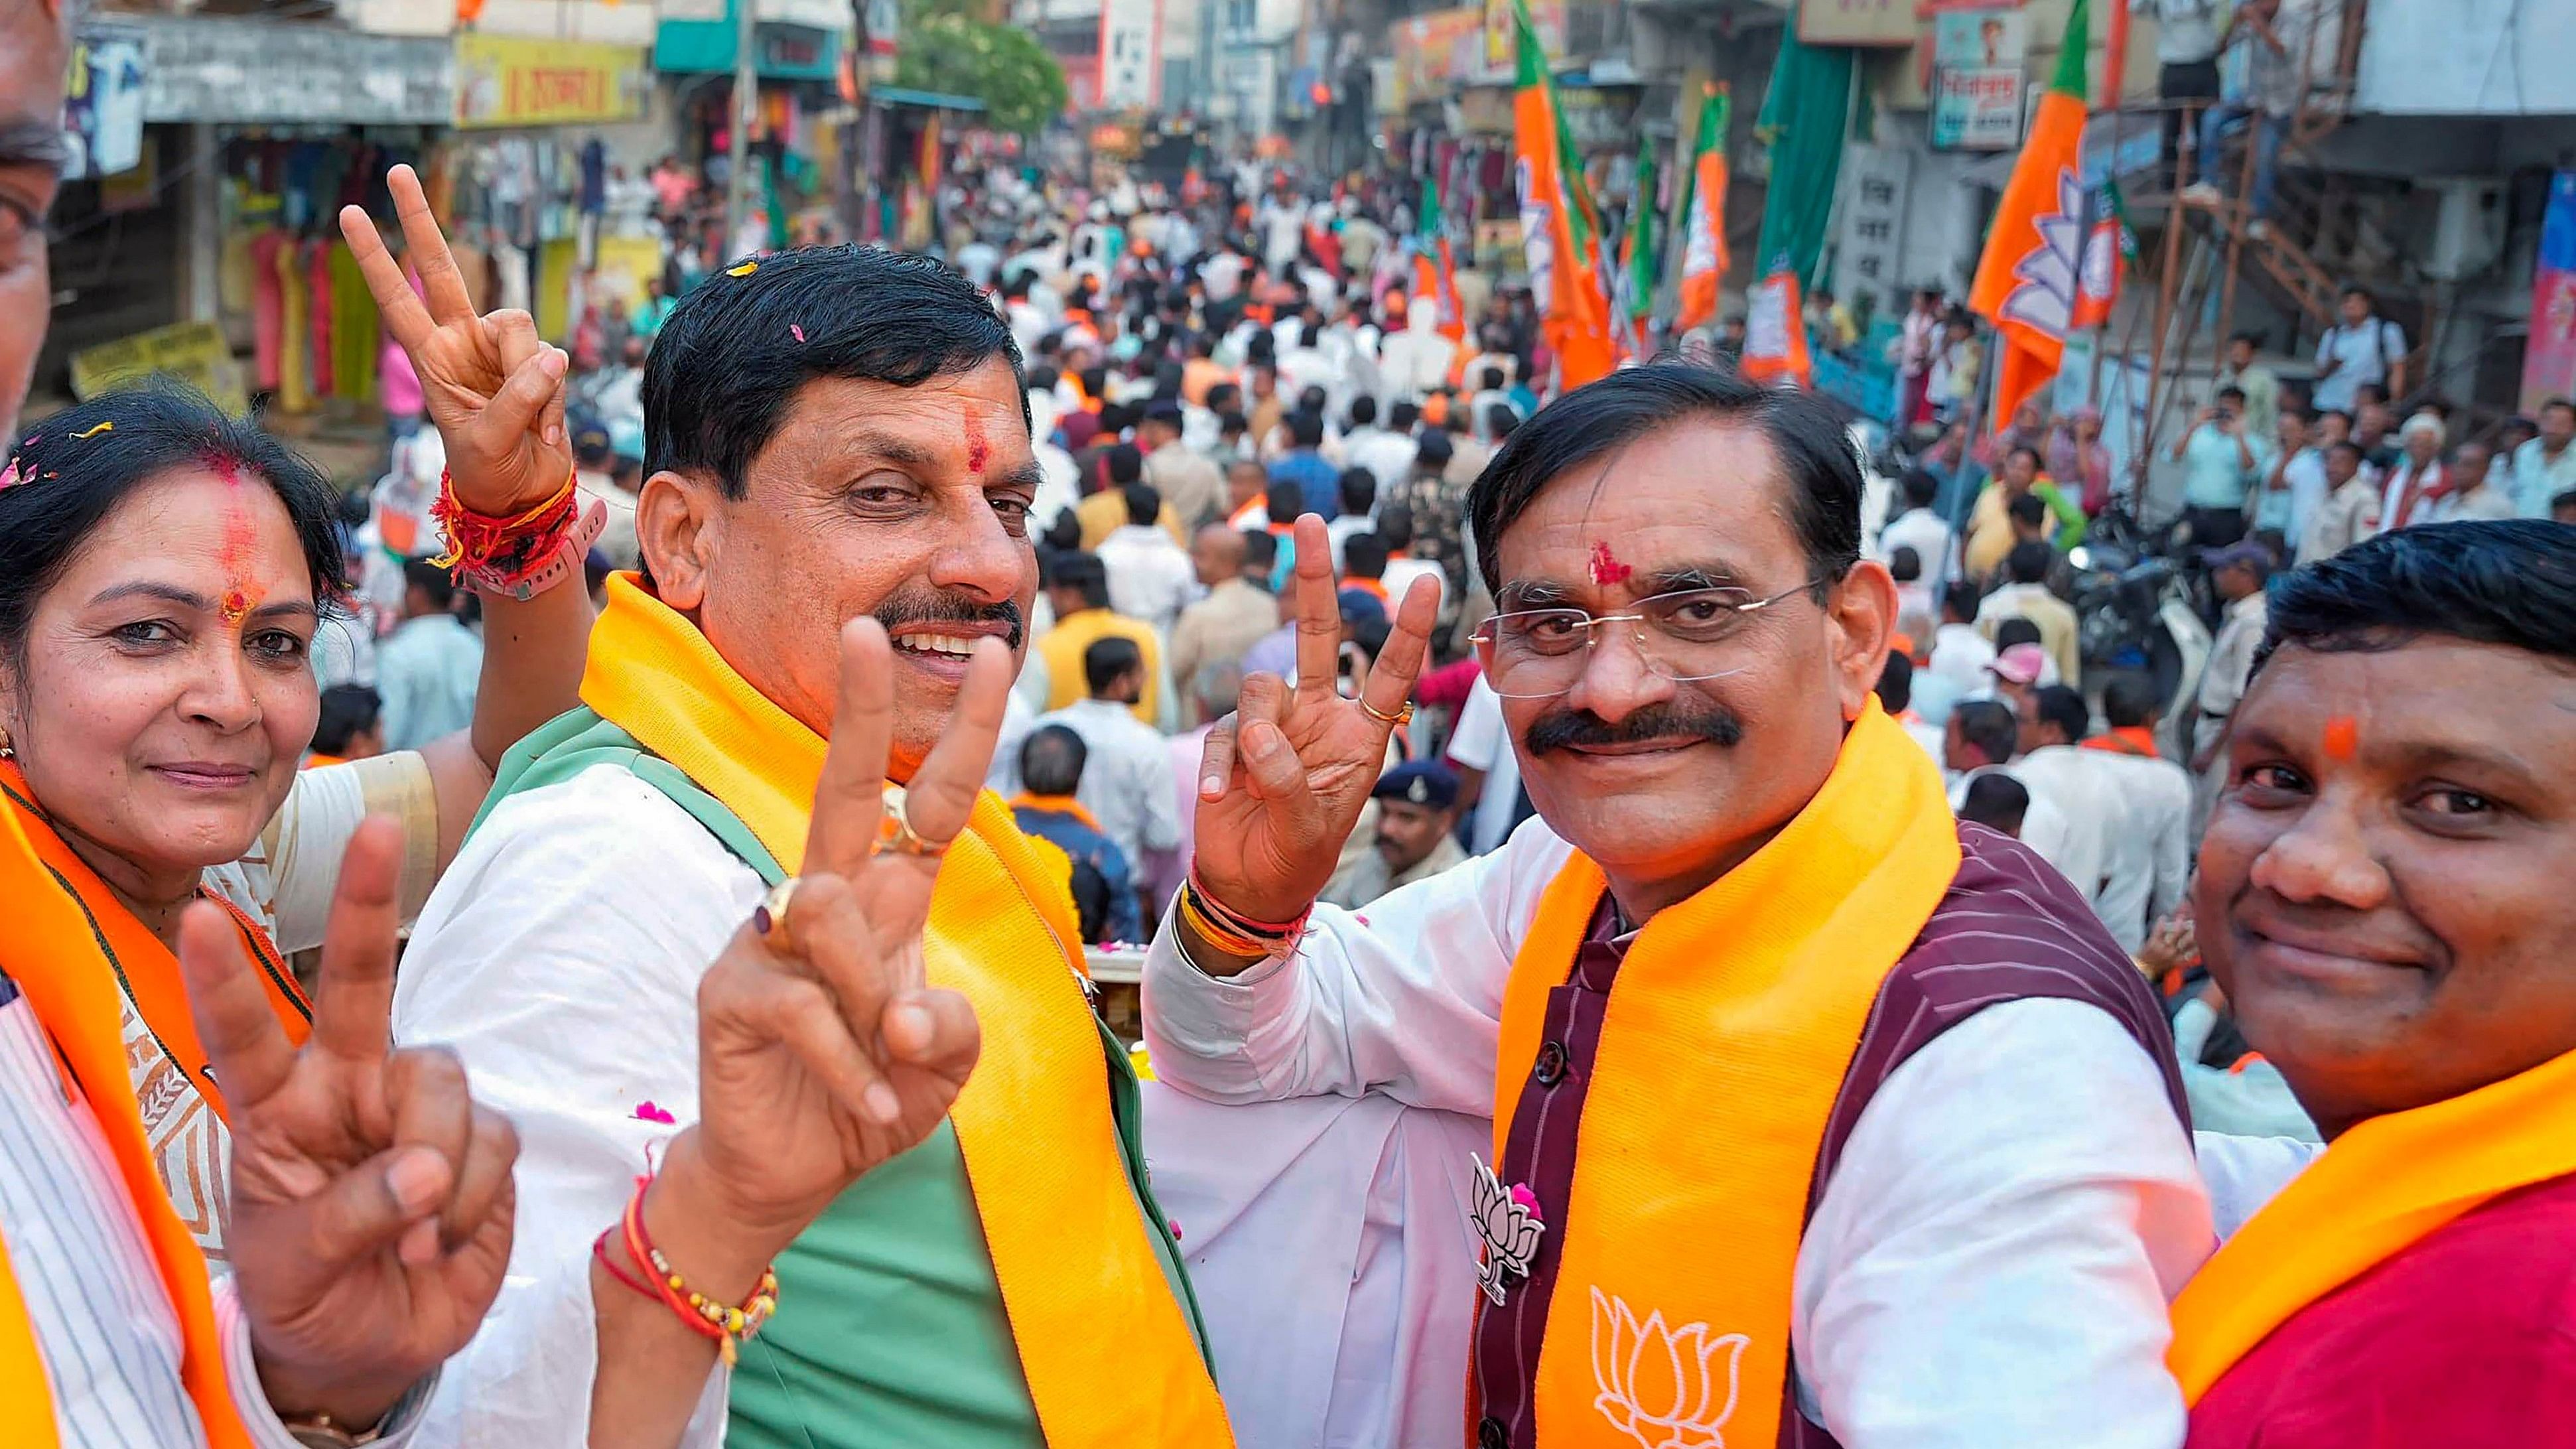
1414, 172, 1467, 341
1739, 269, 1813, 389
1513, 0, 1614, 390
2070, 176, 2135, 332
1674, 83, 1732, 334
1968, 0, 2092, 436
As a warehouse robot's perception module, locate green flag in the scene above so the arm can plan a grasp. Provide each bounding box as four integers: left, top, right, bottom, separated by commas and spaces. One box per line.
1623, 134, 1657, 321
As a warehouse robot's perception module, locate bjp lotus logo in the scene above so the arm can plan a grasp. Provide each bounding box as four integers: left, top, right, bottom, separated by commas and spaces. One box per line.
1589, 1287, 1749, 1449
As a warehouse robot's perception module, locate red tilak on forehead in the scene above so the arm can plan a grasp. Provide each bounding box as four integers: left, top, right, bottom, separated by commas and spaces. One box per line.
1588, 541, 1632, 586
2323, 715, 2359, 762
963, 409, 990, 474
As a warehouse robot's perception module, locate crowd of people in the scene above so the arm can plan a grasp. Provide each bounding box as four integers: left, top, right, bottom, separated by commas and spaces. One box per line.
6, 0, 2576, 1444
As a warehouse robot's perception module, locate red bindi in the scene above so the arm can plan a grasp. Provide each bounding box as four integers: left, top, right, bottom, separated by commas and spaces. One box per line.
218, 587, 253, 626
2322, 715, 2359, 761
963, 410, 990, 474
1588, 541, 1632, 587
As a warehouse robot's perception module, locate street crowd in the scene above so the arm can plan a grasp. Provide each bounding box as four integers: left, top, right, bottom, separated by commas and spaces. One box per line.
6, 1, 2576, 1446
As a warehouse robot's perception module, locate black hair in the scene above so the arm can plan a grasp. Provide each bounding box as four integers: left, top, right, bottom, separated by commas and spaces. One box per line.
2557, 489, 2576, 515
1083, 634, 1144, 695
1268, 478, 1305, 519
0, 384, 345, 669
1375, 501, 1414, 550
1206, 382, 1242, 412
643, 245, 1024, 497
1874, 648, 1913, 713
1105, 442, 1144, 487
2215, 385, 2247, 405
1952, 699, 2019, 766
1901, 468, 1939, 510
2033, 683, 2089, 743
1994, 616, 2043, 652
1297, 385, 1329, 414
403, 556, 458, 612
1048, 551, 1111, 609
1020, 723, 1089, 795
1241, 529, 1278, 573
1480, 365, 1506, 391
1416, 429, 1454, 466
1889, 545, 1922, 583
1122, 481, 1162, 527
1959, 771, 2029, 835
1348, 395, 1377, 427
1289, 411, 1325, 449
2254, 521, 2576, 675
1942, 580, 1982, 622
312, 683, 383, 756
2006, 444, 2043, 470
1344, 533, 1389, 579
1465, 364, 1861, 598
2006, 539, 2054, 585
2230, 330, 2264, 348
2542, 396, 2576, 419
2101, 669, 2159, 729
1339, 466, 1377, 516
2007, 492, 2048, 529
1485, 403, 1520, 441
2340, 283, 2375, 305
1390, 399, 1422, 431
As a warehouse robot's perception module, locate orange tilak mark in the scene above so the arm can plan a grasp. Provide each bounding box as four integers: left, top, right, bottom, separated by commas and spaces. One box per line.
2323, 716, 2359, 762
218, 588, 254, 626
1588, 541, 1632, 587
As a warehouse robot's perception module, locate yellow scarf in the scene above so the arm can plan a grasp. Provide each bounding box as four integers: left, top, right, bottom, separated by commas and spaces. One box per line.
2169, 1045, 2576, 1404
1491, 703, 1960, 1449
582, 575, 1231, 1448
0, 774, 267, 1449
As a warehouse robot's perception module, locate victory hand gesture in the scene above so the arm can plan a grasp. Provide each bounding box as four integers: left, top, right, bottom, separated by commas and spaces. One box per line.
177, 817, 519, 1430
341, 163, 570, 516
1191, 514, 1440, 926
665, 618, 1002, 1251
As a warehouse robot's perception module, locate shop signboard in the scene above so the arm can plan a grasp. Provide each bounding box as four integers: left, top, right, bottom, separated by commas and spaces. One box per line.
1389, 9, 1485, 112
454, 35, 649, 129
1098, 0, 1162, 111
1481, 0, 1565, 76
1930, 7, 2027, 151
1833, 142, 1912, 316
1798, 0, 1919, 48
70, 322, 249, 419
133, 15, 451, 125
64, 28, 147, 180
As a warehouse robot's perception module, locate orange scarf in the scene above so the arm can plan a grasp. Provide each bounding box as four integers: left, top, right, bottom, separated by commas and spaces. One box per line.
2082, 726, 2160, 758
0, 762, 306, 1449
2169, 1046, 2576, 1404
1009, 792, 1105, 833
1347, 578, 1389, 604
1489, 703, 1960, 1448
581, 577, 1231, 1448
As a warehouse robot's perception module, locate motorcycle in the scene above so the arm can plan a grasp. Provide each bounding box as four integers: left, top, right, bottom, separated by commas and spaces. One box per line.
2069, 506, 2213, 736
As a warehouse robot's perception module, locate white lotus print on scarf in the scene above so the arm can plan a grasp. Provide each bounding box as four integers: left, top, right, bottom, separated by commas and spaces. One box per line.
1590, 1286, 1751, 1449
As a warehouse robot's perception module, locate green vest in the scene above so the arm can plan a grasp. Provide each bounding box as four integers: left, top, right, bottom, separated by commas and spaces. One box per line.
478, 709, 1209, 1448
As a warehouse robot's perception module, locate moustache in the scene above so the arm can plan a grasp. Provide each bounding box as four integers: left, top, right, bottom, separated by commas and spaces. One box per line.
873, 590, 1026, 652
1521, 702, 1745, 757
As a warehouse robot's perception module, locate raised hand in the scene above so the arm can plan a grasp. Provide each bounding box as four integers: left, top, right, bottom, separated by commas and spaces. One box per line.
341, 164, 570, 516
1191, 513, 1440, 925
661, 618, 1003, 1251
176, 816, 519, 1430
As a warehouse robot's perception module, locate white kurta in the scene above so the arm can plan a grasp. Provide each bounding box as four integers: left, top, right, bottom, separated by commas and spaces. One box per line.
1142, 815, 2222, 1449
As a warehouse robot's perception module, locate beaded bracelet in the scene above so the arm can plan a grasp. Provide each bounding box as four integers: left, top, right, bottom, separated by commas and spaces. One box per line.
608, 1176, 780, 1367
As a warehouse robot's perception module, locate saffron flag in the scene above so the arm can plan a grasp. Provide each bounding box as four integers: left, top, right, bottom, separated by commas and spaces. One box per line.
1414, 172, 1467, 341
1621, 133, 1658, 323
1674, 83, 1732, 334
1968, 0, 2092, 436
2070, 176, 2135, 332
1513, 0, 1614, 390
1739, 269, 1814, 389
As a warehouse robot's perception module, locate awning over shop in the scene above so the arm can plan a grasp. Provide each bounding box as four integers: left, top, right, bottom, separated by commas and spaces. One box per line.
870, 86, 988, 111
127, 15, 453, 126
656, 16, 844, 81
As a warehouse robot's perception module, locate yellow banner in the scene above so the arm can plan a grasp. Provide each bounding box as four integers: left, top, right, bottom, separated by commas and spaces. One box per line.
69, 322, 249, 418
454, 34, 647, 129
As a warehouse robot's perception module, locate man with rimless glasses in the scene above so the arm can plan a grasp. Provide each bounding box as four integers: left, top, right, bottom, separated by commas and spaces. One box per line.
1144, 365, 2234, 1448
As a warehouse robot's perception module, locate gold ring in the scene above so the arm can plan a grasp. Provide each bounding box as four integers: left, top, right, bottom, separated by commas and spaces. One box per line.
1359, 698, 1416, 728
754, 878, 801, 953
876, 784, 954, 858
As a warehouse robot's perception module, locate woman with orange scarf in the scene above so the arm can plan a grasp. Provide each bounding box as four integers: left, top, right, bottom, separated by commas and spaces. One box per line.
2173, 523, 2576, 1446
0, 167, 593, 1269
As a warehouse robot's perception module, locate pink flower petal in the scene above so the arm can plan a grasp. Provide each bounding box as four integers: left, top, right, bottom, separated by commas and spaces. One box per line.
632, 1099, 677, 1125
790, 324, 806, 342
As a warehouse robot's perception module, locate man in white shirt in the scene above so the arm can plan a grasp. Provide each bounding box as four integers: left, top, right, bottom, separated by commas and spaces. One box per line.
1097, 481, 1199, 633
1038, 634, 1185, 888
1148, 371, 2210, 1449
2083, 672, 2195, 955
1944, 696, 2078, 879
2434, 439, 2517, 523
1876, 468, 1951, 577
2007, 685, 2136, 915
2513, 396, 2576, 518
2311, 284, 2407, 415
375, 561, 486, 752
1348, 397, 1423, 495
1976, 540, 2084, 687
1443, 673, 1525, 856
1927, 580, 2000, 695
